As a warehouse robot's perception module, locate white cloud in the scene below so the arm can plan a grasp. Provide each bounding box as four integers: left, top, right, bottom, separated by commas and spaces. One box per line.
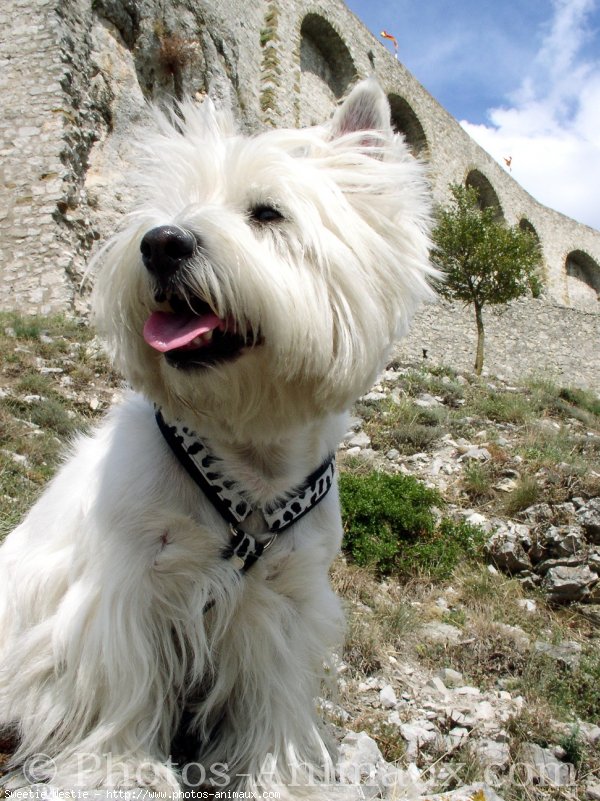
460, 0, 600, 230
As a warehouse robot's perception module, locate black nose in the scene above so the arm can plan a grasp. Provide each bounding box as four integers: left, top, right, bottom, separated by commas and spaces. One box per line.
140, 225, 196, 281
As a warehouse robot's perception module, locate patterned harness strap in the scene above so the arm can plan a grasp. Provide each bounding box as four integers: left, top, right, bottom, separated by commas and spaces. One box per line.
155, 410, 335, 576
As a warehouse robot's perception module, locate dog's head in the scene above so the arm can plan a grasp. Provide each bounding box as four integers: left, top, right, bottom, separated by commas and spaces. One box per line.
93, 80, 435, 439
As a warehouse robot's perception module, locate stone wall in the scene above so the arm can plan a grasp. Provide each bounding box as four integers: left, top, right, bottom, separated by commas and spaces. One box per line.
0, 0, 598, 388
0, 0, 73, 313
396, 298, 600, 391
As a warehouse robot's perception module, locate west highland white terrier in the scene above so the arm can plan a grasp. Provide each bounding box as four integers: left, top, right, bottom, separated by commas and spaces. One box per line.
0, 79, 434, 797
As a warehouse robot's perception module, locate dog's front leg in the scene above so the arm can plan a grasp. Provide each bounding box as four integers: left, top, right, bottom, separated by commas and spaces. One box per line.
2, 510, 226, 795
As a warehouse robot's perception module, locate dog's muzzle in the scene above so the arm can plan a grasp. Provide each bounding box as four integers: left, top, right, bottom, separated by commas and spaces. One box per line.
139, 225, 260, 369
140, 225, 196, 283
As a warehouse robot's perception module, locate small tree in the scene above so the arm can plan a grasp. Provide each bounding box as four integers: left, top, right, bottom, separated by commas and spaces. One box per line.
432, 184, 542, 375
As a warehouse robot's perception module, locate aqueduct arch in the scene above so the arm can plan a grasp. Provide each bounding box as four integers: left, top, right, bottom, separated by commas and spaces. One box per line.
466, 169, 504, 221
300, 13, 355, 99
519, 218, 540, 242
565, 250, 600, 308
387, 93, 428, 157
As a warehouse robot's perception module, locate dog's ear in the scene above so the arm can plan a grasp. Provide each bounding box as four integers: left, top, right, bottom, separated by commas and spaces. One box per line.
329, 78, 392, 140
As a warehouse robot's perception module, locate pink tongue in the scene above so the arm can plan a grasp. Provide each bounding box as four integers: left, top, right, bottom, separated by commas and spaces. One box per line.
143, 311, 224, 353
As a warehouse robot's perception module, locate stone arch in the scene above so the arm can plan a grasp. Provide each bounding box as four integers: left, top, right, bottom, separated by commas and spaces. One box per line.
565, 250, 600, 307
465, 169, 504, 220
519, 218, 546, 290
519, 218, 539, 243
299, 13, 355, 99
387, 93, 428, 157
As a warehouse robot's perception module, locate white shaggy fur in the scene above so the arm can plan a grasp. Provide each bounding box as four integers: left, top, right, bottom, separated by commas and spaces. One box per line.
0, 80, 435, 797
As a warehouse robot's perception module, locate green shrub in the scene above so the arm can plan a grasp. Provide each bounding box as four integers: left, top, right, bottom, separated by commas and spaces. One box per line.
340, 472, 440, 573
340, 473, 485, 578
559, 386, 600, 418
395, 519, 486, 580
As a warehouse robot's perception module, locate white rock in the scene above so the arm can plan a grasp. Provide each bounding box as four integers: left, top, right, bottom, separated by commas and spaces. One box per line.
338, 731, 383, 785
579, 722, 600, 745
512, 695, 525, 714
534, 640, 582, 669
430, 458, 444, 475
586, 782, 600, 800
387, 710, 401, 727
379, 684, 397, 709
381, 762, 430, 799
519, 742, 575, 786
318, 698, 350, 722
447, 726, 469, 747
436, 668, 464, 687
1, 449, 21, 466
420, 622, 462, 644
465, 512, 489, 529
399, 721, 438, 758
414, 393, 442, 408
495, 477, 518, 492
346, 416, 363, 431
460, 447, 491, 462
496, 623, 530, 649
517, 598, 537, 613
473, 738, 511, 767
448, 709, 469, 728
345, 431, 371, 449
474, 701, 495, 721
425, 676, 448, 695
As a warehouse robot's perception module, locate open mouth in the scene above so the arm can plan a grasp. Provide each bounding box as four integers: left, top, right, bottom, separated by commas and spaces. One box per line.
143, 291, 255, 369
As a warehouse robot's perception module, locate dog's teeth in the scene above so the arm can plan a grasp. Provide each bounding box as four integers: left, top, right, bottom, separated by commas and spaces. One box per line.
188, 331, 213, 347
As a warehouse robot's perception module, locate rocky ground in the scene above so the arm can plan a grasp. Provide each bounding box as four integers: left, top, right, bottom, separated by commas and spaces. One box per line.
327, 361, 600, 800
1, 313, 599, 801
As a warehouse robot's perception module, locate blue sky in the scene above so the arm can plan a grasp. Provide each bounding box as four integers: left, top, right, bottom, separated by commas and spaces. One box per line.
346, 0, 600, 231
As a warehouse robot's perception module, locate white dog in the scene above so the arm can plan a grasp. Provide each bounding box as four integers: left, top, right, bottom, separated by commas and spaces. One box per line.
0, 80, 434, 797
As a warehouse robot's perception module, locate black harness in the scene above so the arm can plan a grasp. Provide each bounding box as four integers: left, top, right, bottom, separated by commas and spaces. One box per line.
156, 410, 336, 574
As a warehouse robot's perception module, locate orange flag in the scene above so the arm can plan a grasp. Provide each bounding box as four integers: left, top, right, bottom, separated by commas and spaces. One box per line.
380, 30, 398, 58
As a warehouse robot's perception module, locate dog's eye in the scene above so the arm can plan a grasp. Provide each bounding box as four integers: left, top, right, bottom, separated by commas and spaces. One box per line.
250, 205, 284, 224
